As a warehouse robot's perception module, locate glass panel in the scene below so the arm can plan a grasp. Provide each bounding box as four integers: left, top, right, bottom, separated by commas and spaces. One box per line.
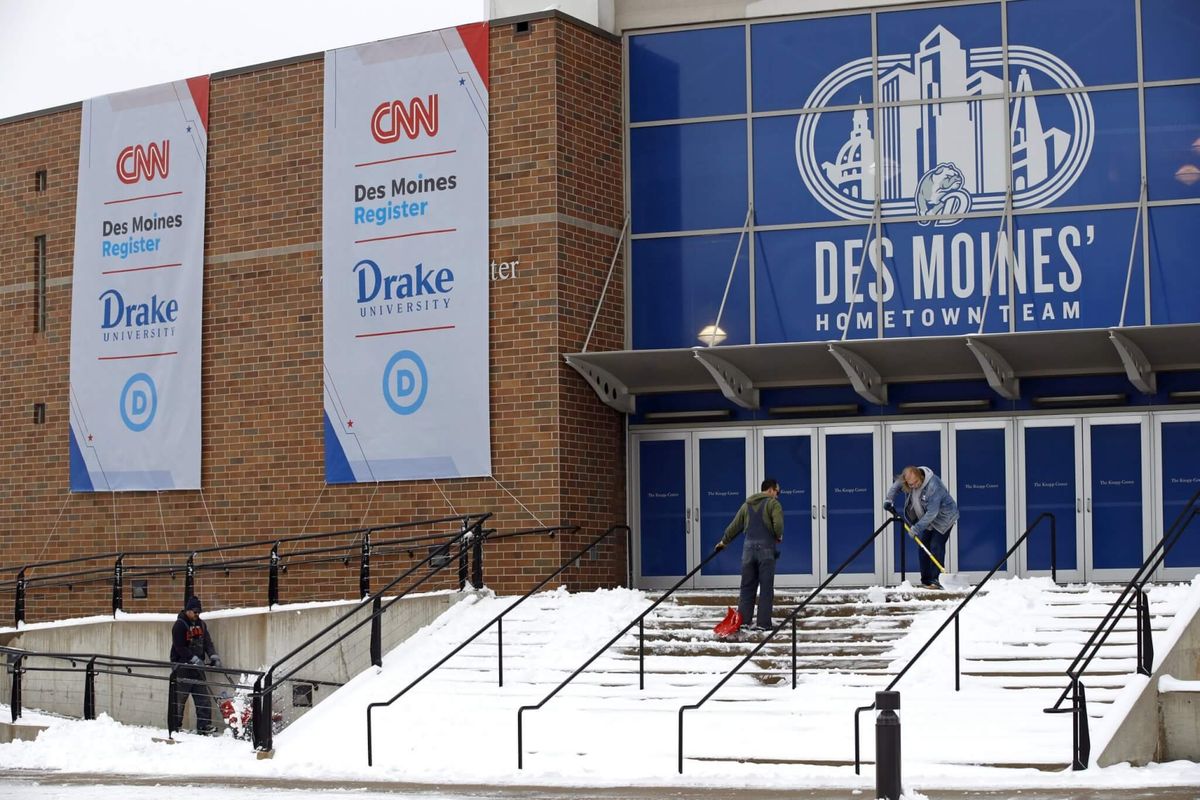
1145, 85, 1200, 203
1024, 425, 1078, 571
755, 227, 882, 343
1012, 208, 1144, 331
955, 427, 1008, 573
1161, 420, 1200, 569
1090, 423, 1144, 570
1007, 0, 1137, 88
825, 432, 877, 575
639, 439, 688, 577
1013, 89, 1140, 209
1141, 0, 1200, 82
879, 216, 1010, 338
699, 437, 748, 577
751, 15, 873, 112
630, 120, 747, 234
756, 110, 874, 226
890, 431, 942, 578
764, 435, 814, 575
631, 234, 750, 350
1149, 205, 1200, 325
628, 26, 746, 123
876, 3, 1003, 104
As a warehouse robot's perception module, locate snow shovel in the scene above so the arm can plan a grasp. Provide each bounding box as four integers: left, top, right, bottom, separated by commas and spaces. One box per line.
713, 606, 743, 638
902, 520, 945, 575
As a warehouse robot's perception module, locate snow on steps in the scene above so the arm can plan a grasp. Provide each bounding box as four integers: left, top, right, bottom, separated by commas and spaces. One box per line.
278, 580, 1194, 776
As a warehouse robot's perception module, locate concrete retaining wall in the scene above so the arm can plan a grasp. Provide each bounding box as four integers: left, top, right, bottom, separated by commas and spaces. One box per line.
0, 591, 463, 731
1096, 591, 1200, 766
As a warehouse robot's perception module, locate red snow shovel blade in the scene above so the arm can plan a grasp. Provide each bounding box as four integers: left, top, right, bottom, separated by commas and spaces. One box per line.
713, 607, 743, 638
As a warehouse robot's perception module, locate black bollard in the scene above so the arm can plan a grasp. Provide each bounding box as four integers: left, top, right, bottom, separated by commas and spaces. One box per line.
875, 690, 902, 800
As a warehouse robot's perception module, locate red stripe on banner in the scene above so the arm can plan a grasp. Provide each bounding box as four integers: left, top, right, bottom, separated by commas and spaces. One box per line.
356, 325, 456, 339
185, 76, 210, 132
104, 190, 183, 205
355, 149, 457, 168
101, 262, 182, 276
354, 227, 456, 244
456, 22, 489, 91
98, 352, 178, 361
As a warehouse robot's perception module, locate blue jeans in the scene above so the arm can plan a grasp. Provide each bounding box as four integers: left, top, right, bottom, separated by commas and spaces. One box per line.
919, 526, 951, 586
738, 542, 778, 628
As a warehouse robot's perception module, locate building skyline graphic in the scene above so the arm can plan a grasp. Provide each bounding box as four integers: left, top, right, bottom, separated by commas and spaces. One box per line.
820, 25, 1070, 206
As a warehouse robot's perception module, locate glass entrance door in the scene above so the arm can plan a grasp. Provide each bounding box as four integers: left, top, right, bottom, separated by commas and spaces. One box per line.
819, 426, 883, 586
1085, 416, 1151, 582
760, 429, 818, 585
1155, 412, 1200, 581
1019, 419, 1084, 582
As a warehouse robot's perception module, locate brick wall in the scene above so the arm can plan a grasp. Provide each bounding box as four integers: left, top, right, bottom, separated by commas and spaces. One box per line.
0, 14, 627, 622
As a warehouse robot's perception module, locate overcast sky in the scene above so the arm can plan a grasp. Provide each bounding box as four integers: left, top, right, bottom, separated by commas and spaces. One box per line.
0, 0, 487, 120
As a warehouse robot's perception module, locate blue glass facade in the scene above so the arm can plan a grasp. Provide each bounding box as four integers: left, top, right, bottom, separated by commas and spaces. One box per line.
626, 0, 1200, 350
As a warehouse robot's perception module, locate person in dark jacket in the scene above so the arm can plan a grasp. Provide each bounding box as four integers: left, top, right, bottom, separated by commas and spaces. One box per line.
885, 465, 960, 590
715, 478, 784, 632
169, 596, 221, 734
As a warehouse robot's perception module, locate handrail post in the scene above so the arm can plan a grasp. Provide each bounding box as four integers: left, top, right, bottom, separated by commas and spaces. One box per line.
14, 567, 25, 627
360, 530, 372, 599
184, 553, 196, 606
638, 617, 645, 690
167, 665, 179, 735
1072, 678, 1090, 770
253, 675, 273, 752
370, 595, 383, 668
84, 657, 97, 719
472, 528, 484, 589
899, 518, 907, 582
268, 543, 280, 607
10, 653, 24, 721
954, 615, 961, 691
112, 555, 124, 617
792, 615, 798, 689
1050, 513, 1058, 584
457, 525, 469, 590
1136, 588, 1154, 677
497, 617, 504, 687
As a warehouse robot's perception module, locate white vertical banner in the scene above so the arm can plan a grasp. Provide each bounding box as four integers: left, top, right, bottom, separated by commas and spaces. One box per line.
323, 24, 491, 483
69, 78, 208, 491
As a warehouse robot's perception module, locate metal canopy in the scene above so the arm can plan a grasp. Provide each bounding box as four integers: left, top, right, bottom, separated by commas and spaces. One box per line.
566, 324, 1200, 412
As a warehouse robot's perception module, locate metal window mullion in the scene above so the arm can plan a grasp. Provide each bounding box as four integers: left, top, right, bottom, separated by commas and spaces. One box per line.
745, 21, 756, 345
622, 33, 633, 350
871, 9, 884, 339
1135, 0, 1152, 326
1001, 0, 1016, 333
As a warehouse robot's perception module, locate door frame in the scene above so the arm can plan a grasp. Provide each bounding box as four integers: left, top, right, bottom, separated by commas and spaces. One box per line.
948, 418, 1016, 582
1017, 416, 1086, 583
1083, 414, 1152, 584
630, 431, 693, 590
692, 429, 755, 589
1153, 410, 1200, 582
883, 421, 948, 585
818, 424, 885, 587
758, 426, 820, 587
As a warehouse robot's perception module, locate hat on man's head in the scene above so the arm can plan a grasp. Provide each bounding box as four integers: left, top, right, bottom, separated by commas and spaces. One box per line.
185, 596, 203, 613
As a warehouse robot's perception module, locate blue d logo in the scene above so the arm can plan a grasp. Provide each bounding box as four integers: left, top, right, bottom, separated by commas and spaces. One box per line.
382, 350, 428, 415
120, 372, 158, 432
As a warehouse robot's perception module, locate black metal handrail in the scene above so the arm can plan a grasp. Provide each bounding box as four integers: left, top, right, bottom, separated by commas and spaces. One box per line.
851, 512, 1057, 774
2, 642, 264, 738
517, 541, 728, 769
249, 512, 492, 752
1045, 486, 1200, 770
6, 519, 477, 626
675, 517, 893, 774
365, 523, 631, 766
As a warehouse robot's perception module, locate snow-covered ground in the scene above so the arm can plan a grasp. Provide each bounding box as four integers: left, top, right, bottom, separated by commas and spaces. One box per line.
2, 579, 1200, 798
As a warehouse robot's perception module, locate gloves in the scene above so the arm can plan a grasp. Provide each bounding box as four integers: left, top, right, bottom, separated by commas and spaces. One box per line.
188, 655, 202, 665
208, 655, 221, 668
714, 541, 726, 552
883, 502, 896, 516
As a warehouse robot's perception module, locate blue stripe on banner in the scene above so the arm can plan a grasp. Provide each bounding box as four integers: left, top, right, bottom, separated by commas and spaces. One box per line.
68, 426, 95, 493
324, 412, 356, 485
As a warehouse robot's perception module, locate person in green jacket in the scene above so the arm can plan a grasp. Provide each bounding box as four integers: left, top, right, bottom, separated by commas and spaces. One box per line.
715, 478, 784, 632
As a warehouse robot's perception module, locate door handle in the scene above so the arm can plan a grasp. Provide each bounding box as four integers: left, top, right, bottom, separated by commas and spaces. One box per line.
811, 504, 816, 520
821, 505, 826, 519
685, 506, 691, 535
1086, 498, 1092, 513
1076, 498, 1081, 513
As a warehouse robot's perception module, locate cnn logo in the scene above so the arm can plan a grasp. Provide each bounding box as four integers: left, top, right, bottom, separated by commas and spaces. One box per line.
371, 96, 439, 143
116, 141, 170, 184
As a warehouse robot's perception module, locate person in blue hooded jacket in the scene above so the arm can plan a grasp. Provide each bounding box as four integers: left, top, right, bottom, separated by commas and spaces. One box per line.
169, 596, 221, 734
885, 465, 959, 590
